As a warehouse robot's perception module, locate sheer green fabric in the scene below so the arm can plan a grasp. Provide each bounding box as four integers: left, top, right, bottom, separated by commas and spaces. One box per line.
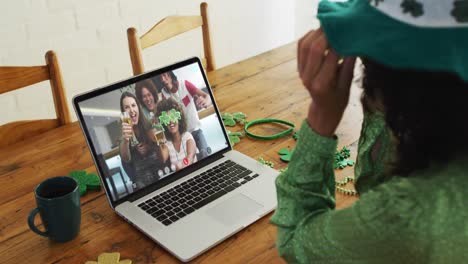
270, 112, 468, 263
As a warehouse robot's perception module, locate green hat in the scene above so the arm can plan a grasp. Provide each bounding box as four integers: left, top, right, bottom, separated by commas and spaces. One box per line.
317, 0, 468, 81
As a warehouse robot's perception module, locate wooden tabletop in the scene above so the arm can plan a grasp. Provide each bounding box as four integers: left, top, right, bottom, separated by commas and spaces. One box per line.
0, 42, 362, 264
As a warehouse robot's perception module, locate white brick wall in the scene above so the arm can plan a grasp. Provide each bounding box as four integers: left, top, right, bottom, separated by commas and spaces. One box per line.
1, 0, 317, 124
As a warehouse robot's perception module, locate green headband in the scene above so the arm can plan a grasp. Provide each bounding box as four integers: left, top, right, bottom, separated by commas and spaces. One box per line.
159, 109, 182, 126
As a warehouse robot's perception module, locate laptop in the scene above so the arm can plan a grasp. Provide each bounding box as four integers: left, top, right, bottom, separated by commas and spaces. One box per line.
73, 57, 279, 262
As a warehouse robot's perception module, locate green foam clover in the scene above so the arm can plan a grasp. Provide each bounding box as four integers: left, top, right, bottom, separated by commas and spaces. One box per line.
159, 109, 182, 127
222, 112, 247, 127
69, 170, 101, 196
278, 148, 295, 162
227, 130, 244, 146
232, 112, 247, 124
334, 146, 354, 169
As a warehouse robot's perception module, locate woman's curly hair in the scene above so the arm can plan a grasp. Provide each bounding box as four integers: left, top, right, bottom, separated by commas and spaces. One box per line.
361, 58, 468, 176
155, 97, 187, 142
135, 79, 160, 111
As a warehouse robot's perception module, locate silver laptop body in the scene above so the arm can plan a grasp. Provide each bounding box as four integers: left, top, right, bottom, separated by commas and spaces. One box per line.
73, 57, 279, 262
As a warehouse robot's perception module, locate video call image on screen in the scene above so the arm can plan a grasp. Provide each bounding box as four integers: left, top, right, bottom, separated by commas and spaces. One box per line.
79, 63, 228, 201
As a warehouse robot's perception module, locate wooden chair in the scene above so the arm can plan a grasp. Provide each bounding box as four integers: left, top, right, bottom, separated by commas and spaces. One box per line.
127, 2, 215, 76
0, 50, 71, 148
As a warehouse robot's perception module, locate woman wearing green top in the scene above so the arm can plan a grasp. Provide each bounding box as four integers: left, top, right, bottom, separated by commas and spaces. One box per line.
271, 0, 468, 263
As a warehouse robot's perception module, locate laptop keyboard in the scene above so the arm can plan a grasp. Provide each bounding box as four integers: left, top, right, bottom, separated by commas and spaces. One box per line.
137, 160, 259, 226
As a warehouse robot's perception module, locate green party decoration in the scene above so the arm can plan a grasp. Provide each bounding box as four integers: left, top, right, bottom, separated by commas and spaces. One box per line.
335, 176, 358, 195
227, 130, 244, 146
258, 157, 275, 168
69, 170, 101, 196
222, 112, 247, 127
159, 109, 182, 127
278, 148, 295, 162
334, 146, 354, 169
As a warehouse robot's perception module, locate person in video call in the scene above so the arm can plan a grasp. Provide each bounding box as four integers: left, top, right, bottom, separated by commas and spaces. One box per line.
135, 79, 160, 121
156, 97, 198, 172
119, 91, 169, 189
158, 70, 211, 159
271, 0, 468, 263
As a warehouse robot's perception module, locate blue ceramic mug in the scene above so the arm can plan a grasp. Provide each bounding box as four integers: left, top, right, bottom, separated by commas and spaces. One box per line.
28, 176, 81, 242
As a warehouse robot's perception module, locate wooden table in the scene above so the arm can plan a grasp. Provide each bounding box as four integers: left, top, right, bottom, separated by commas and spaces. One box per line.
0, 42, 362, 263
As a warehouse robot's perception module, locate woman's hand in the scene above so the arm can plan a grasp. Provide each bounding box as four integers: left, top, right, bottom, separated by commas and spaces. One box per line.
298, 29, 356, 137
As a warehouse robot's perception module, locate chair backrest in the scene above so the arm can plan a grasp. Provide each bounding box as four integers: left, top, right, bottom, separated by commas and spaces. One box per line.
127, 2, 215, 76
0, 50, 71, 148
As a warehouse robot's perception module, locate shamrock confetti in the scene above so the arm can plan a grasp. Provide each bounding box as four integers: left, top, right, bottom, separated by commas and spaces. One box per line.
452, 0, 468, 22
278, 148, 295, 162
69, 170, 101, 196
85, 252, 131, 264
222, 112, 247, 127
401, 0, 424, 17
227, 130, 244, 146
258, 157, 275, 168
334, 146, 354, 169
159, 109, 181, 126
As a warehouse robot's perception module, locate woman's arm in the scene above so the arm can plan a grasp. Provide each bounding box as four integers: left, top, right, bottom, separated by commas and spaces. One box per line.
185, 136, 197, 165
159, 144, 170, 163
271, 121, 419, 263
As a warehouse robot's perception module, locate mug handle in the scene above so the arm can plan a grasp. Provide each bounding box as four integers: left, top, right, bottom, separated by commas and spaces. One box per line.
28, 208, 48, 237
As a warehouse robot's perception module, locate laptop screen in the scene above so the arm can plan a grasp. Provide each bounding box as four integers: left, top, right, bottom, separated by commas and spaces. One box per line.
75, 59, 229, 202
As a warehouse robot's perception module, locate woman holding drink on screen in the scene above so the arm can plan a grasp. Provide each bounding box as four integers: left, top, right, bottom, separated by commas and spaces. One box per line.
119, 91, 169, 189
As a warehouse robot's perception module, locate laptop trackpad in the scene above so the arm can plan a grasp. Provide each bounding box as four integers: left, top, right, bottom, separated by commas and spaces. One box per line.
206, 194, 263, 226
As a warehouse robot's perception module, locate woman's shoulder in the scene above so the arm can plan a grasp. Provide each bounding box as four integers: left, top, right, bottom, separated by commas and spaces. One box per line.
181, 131, 194, 141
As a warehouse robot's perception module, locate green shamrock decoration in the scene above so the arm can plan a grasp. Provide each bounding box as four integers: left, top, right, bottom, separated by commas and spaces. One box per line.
258, 157, 275, 168
222, 112, 247, 127
159, 109, 181, 126
227, 130, 244, 146
69, 170, 101, 196
278, 148, 295, 162
401, 0, 424, 17
279, 167, 288, 173
334, 146, 355, 169
452, 0, 468, 22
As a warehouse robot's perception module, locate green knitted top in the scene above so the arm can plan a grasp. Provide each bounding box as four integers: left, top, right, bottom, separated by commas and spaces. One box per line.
270, 111, 468, 263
